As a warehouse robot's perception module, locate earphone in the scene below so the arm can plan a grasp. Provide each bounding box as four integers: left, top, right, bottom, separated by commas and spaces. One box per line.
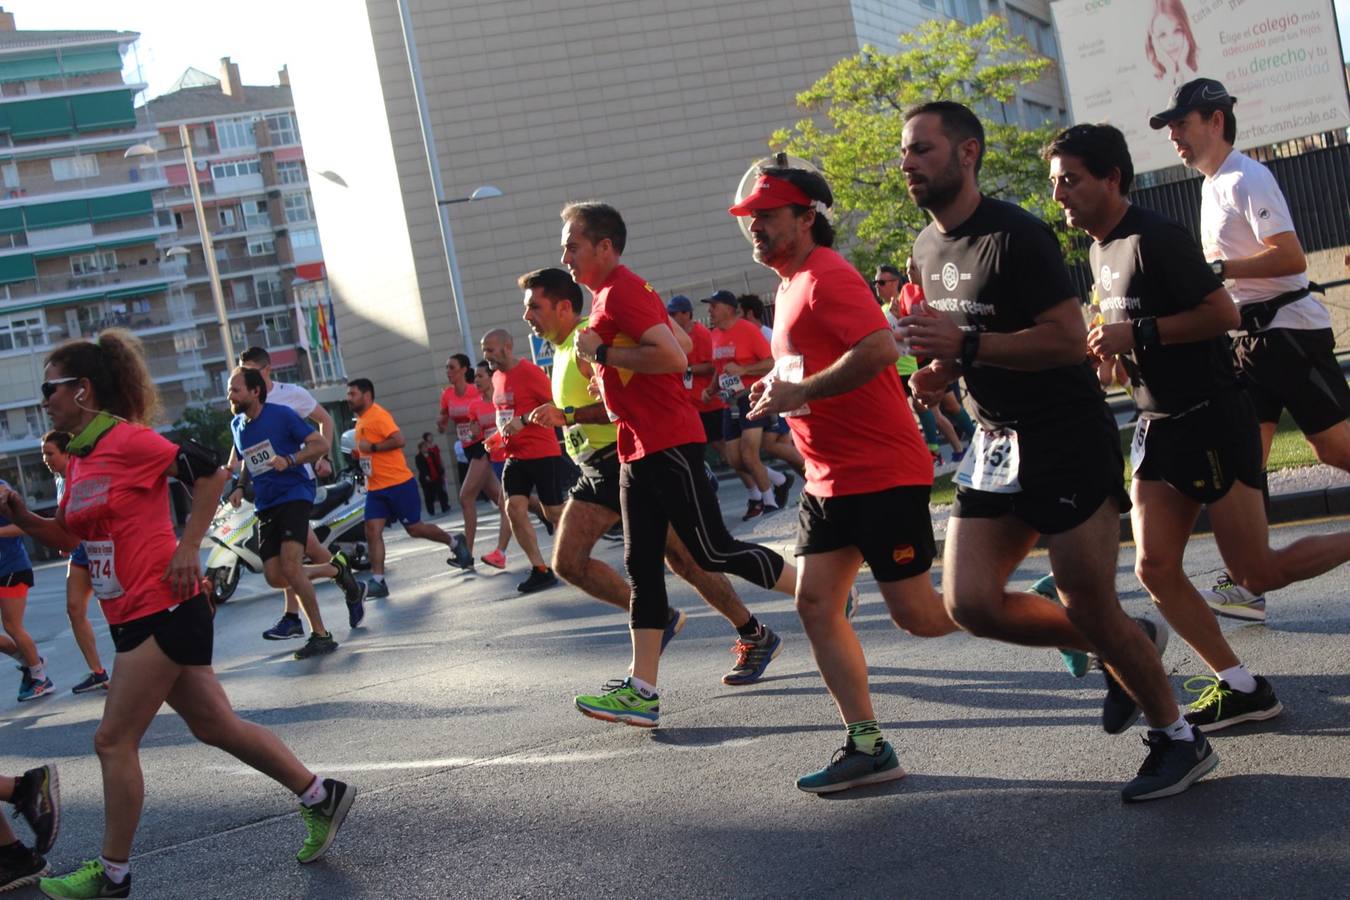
75, 388, 86, 401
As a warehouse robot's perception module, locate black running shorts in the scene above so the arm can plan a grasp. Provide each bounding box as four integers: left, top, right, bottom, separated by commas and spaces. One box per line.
502, 456, 566, 505
111, 593, 214, 666
258, 500, 312, 562
700, 409, 725, 443
568, 448, 621, 514
795, 484, 935, 582
1233, 327, 1350, 435
1133, 390, 1264, 504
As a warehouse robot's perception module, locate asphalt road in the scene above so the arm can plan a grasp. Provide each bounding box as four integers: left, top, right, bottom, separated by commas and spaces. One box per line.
3, 486, 1350, 899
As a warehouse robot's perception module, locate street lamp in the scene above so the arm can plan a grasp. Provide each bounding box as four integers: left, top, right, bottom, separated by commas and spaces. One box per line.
438, 185, 503, 205
125, 125, 236, 367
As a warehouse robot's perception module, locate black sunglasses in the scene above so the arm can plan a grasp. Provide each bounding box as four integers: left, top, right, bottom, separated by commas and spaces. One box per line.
872, 278, 898, 286
41, 377, 78, 399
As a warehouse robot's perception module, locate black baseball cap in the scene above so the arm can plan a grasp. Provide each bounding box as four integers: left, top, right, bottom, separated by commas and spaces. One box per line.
1149, 78, 1237, 130
701, 289, 738, 307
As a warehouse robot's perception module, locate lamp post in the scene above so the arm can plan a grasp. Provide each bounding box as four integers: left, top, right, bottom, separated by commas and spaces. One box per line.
125, 124, 236, 368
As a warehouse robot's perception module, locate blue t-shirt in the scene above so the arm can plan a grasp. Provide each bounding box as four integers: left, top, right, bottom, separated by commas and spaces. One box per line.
231, 403, 317, 511
0, 479, 32, 577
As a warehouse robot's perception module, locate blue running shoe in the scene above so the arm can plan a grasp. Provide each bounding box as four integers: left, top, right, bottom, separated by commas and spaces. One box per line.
365, 579, 390, 600
797, 740, 906, 794
661, 607, 687, 652
721, 626, 781, 685
1030, 574, 1090, 678
263, 615, 304, 641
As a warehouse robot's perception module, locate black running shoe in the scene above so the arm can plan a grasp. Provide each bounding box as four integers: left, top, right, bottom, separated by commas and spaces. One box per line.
599, 523, 624, 543
1101, 616, 1169, 734
294, 632, 339, 660
332, 552, 365, 606
517, 567, 559, 594
14, 764, 59, 854
773, 472, 795, 509
1184, 675, 1283, 733
1121, 730, 1219, 802
346, 583, 367, 629
742, 499, 764, 521
0, 843, 47, 893
446, 533, 474, 570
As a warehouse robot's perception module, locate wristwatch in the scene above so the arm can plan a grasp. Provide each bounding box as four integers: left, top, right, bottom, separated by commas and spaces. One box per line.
563, 406, 576, 426
1210, 259, 1226, 279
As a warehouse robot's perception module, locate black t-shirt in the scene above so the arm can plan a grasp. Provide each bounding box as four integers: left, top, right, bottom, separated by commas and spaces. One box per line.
912, 196, 1103, 429
1092, 205, 1232, 416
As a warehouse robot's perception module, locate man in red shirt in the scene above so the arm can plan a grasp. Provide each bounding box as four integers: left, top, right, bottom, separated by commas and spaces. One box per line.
562, 201, 796, 727
480, 328, 562, 594
737, 167, 958, 793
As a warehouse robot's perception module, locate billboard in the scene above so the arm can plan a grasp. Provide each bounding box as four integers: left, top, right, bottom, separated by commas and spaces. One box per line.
1051, 0, 1350, 173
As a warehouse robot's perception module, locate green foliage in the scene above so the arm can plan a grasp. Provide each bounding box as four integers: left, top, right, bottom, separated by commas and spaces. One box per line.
772, 16, 1076, 274
172, 403, 233, 456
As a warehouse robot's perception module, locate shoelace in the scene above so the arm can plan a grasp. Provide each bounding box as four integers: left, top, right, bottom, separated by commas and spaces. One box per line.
730, 640, 756, 665
600, 678, 628, 692
58, 859, 107, 888
1135, 733, 1170, 775
1184, 675, 1228, 715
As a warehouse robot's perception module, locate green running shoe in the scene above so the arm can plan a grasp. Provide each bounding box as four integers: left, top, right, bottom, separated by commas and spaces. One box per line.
574, 678, 659, 727
1030, 574, 1090, 678
38, 859, 129, 898
796, 740, 906, 794
297, 779, 356, 864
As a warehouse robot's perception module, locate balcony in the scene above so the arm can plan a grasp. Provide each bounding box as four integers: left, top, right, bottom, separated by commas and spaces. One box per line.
0, 169, 168, 208
0, 73, 140, 100
174, 253, 281, 284
0, 261, 184, 307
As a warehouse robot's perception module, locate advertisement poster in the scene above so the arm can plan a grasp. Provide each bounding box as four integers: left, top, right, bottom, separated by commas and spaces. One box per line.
1051, 0, 1350, 173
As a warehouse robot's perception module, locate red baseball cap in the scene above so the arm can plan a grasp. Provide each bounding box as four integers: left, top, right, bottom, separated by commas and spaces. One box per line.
728, 174, 814, 216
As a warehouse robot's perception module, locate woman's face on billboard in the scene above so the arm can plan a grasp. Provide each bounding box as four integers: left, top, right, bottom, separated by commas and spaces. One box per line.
1151, 13, 1188, 63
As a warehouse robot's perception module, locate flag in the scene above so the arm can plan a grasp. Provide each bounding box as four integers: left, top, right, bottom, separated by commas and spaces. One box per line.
326, 293, 339, 343
308, 300, 321, 352
294, 294, 310, 350
316, 298, 332, 352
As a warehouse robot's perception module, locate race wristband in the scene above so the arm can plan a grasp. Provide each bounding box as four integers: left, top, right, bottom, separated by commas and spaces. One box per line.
595, 343, 610, 365
959, 330, 981, 370
1132, 316, 1160, 351
286, 453, 297, 467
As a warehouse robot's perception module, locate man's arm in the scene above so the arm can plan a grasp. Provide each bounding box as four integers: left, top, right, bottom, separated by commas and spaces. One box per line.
1088, 287, 1239, 359
1219, 231, 1306, 280
361, 429, 405, 452
748, 329, 895, 417
905, 297, 1087, 371
669, 316, 692, 353
578, 323, 687, 375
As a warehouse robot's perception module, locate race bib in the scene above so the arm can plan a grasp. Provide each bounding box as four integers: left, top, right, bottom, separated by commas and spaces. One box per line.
954, 429, 1021, 494
682, 368, 694, 390
456, 422, 474, 444
85, 540, 124, 601
242, 439, 277, 476
495, 407, 514, 432
718, 373, 745, 396
564, 424, 593, 461
359, 457, 372, 476
770, 355, 810, 418
1129, 418, 1149, 472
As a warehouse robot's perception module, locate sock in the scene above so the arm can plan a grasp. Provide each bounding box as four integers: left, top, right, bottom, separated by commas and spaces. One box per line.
282, 612, 301, 621
1160, 717, 1194, 742
917, 408, 941, 445
761, 493, 779, 510
28, 660, 45, 682
299, 775, 328, 807
764, 468, 786, 487
628, 675, 657, 698
736, 616, 761, 639
954, 408, 976, 440
0, 840, 24, 859
846, 719, 883, 755
535, 565, 549, 573
746, 487, 761, 501
1216, 664, 1257, 693
100, 856, 130, 884
371, 574, 385, 584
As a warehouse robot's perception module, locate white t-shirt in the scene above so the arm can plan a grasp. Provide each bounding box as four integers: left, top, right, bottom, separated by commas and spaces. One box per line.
759, 324, 773, 343
265, 381, 322, 477
1201, 149, 1328, 331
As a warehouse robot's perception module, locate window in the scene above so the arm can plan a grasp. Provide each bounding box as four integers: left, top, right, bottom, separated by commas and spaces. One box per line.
1023, 100, 1057, 128
173, 329, 206, 353
51, 155, 100, 181
1008, 8, 1058, 61
210, 159, 261, 180
925, 0, 981, 22
214, 117, 255, 151
0, 314, 44, 352
255, 275, 283, 305
275, 160, 306, 185
247, 237, 275, 256
230, 322, 248, 346
264, 112, 299, 145
173, 211, 184, 230
218, 208, 237, 229
1, 164, 17, 188
70, 250, 117, 276
289, 228, 319, 249
283, 192, 314, 224
242, 199, 268, 229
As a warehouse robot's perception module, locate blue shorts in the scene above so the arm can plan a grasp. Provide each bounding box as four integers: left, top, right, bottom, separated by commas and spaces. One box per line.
365, 478, 422, 526
723, 394, 774, 441
70, 543, 89, 569
491, 461, 505, 480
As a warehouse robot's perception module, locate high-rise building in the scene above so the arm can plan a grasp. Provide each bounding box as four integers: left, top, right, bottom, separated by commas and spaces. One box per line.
288, 0, 1065, 443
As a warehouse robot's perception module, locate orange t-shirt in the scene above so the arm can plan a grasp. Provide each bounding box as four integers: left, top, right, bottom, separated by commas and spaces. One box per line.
355, 402, 413, 490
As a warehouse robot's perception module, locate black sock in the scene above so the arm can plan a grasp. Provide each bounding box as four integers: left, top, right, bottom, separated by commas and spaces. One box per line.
0, 840, 26, 860
736, 616, 761, 638
283, 612, 301, 621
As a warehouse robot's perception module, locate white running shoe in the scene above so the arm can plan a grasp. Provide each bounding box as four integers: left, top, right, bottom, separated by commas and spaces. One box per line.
1200, 573, 1266, 622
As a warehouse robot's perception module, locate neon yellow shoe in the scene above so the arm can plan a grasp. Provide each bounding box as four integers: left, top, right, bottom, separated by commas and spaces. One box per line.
38, 859, 129, 898
575, 678, 659, 727
297, 778, 356, 864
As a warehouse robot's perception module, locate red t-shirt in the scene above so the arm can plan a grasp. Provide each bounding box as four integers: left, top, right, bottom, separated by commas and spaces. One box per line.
771, 247, 932, 497
492, 361, 560, 461
686, 321, 723, 412
899, 282, 925, 316
589, 266, 704, 461
467, 397, 506, 463
440, 383, 481, 446
710, 318, 772, 392
60, 423, 184, 625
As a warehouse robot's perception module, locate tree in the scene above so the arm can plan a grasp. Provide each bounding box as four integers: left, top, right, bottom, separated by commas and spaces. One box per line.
772, 16, 1071, 275
172, 404, 233, 457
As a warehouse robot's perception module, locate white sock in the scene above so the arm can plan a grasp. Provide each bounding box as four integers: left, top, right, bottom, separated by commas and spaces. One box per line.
100, 856, 130, 884
746, 487, 761, 501
1161, 717, 1194, 742
628, 675, 657, 698
1216, 664, 1257, 693
28, 659, 45, 682
299, 775, 328, 807
761, 492, 779, 509
764, 468, 786, 487
370, 574, 385, 584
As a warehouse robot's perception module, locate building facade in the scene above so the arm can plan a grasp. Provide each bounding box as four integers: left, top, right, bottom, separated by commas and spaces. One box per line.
287, 0, 1066, 445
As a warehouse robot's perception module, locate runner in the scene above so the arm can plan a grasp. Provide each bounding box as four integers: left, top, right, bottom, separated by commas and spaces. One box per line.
1045, 123, 1322, 733
521, 266, 786, 685
739, 293, 806, 478
0, 331, 353, 897
1151, 78, 1350, 621
40, 431, 108, 693
702, 289, 793, 518
228, 367, 367, 660
670, 294, 745, 497
479, 329, 563, 594
463, 362, 513, 568
346, 378, 473, 599
558, 201, 797, 727
0, 763, 58, 892
414, 432, 451, 516
435, 352, 478, 517
900, 101, 1215, 801
1, 473, 49, 702
233, 347, 343, 643
733, 165, 958, 791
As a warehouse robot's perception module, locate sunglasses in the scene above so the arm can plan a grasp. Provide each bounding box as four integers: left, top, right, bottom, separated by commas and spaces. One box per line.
872, 279, 898, 287
41, 377, 78, 399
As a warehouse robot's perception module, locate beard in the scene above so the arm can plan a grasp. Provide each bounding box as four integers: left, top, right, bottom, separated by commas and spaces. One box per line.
908, 151, 964, 212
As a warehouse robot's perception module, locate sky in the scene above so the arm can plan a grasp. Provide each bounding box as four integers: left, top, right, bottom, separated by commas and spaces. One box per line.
10, 0, 1350, 103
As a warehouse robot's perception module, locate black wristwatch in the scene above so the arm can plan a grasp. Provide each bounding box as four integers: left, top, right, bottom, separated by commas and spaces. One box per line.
1132, 316, 1161, 350
1210, 259, 1226, 279
595, 344, 611, 365
959, 330, 981, 370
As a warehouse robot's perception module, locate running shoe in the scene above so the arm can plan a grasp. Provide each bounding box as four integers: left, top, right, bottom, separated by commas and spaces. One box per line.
346, 583, 367, 629
331, 552, 365, 605
70, 671, 109, 694
365, 579, 390, 600
480, 550, 507, 569
1120, 730, 1219, 802
1101, 616, 1169, 734
0, 843, 47, 893
599, 523, 624, 543
14, 764, 59, 854
773, 471, 795, 509
297, 779, 356, 864
446, 533, 474, 570
1183, 675, 1283, 733
1029, 574, 1091, 678
517, 566, 558, 594
263, 615, 305, 641
722, 626, 782, 685
845, 584, 863, 620
294, 632, 338, 660
18, 673, 54, 703
574, 678, 659, 727
796, 740, 906, 794
1199, 573, 1266, 622
661, 607, 687, 652
37, 859, 129, 898
742, 499, 764, 521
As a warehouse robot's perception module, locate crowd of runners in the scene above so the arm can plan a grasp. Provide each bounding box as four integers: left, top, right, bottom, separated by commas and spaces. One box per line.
2, 78, 1350, 895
